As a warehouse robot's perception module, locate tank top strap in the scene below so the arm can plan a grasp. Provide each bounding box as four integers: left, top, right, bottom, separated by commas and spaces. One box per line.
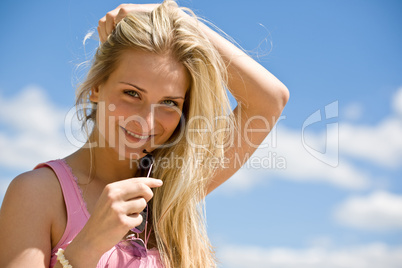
34, 159, 90, 261
34, 159, 90, 220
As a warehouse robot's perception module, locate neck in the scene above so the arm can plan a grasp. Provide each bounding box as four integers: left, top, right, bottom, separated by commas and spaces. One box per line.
66, 134, 141, 185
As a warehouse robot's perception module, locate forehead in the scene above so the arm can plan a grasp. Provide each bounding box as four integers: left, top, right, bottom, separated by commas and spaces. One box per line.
109, 49, 190, 96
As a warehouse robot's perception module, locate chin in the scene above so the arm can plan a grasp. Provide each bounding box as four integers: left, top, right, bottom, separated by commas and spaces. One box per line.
113, 143, 146, 161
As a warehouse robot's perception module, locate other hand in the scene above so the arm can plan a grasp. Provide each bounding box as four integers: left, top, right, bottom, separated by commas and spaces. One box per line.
70, 177, 162, 257
98, 4, 160, 42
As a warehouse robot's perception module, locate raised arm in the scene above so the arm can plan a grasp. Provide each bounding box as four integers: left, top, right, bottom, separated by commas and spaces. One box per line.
199, 21, 289, 194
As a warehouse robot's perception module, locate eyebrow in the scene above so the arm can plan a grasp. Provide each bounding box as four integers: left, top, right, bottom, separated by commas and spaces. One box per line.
120, 81, 147, 93
119, 81, 185, 100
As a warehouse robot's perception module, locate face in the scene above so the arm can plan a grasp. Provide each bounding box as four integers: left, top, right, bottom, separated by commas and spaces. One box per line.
90, 49, 190, 160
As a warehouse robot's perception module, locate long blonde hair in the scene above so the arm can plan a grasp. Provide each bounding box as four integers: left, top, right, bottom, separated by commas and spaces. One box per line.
76, 1, 235, 266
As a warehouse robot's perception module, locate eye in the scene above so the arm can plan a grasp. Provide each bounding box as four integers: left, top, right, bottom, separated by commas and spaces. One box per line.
124, 90, 140, 98
162, 100, 178, 107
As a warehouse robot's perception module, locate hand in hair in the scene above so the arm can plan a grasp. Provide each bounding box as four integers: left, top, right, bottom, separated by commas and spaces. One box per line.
98, 3, 160, 42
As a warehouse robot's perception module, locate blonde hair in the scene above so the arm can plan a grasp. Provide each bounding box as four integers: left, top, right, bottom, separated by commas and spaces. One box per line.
76, 1, 235, 267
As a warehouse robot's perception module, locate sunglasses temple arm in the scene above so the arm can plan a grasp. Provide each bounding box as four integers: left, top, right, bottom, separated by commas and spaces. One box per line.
146, 163, 153, 178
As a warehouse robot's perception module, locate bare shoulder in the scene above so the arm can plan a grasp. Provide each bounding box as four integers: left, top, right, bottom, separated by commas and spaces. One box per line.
0, 166, 64, 266
2, 167, 63, 216
10, 166, 61, 195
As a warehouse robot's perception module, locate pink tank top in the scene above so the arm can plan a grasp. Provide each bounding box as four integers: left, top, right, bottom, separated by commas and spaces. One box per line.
34, 159, 163, 268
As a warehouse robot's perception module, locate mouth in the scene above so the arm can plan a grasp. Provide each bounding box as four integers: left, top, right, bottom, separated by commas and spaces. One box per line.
120, 126, 153, 141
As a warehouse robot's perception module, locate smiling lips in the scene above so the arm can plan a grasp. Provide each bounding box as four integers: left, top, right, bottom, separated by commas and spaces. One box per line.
121, 126, 152, 141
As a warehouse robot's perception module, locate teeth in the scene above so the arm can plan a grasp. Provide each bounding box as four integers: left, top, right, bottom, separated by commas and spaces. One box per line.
125, 129, 150, 139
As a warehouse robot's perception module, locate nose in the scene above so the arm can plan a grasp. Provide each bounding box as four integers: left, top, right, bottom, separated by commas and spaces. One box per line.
142, 107, 155, 133
130, 105, 155, 134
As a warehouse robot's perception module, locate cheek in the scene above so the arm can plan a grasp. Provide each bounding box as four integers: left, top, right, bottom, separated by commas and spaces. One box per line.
159, 111, 182, 134
96, 101, 137, 135
107, 100, 139, 119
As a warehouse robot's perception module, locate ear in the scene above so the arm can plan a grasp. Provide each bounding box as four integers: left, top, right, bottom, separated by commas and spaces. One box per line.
89, 85, 100, 103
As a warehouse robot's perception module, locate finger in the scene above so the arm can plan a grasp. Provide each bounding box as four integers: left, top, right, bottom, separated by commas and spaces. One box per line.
97, 26, 105, 43
132, 182, 154, 203
129, 177, 163, 188
125, 212, 144, 230
105, 9, 120, 37
115, 6, 131, 27
98, 17, 107, 43
119, 178, 160, 201
123, 197, 148, 216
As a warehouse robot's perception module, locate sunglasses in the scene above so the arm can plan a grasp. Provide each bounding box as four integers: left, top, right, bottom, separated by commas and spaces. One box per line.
107, 155, 154, 263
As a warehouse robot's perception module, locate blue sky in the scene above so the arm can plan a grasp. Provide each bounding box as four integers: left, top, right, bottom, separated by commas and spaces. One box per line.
1, 0, 401, 267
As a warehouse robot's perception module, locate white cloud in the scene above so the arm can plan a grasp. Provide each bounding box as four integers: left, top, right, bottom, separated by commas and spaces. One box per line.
333, 191, 402, 231
339, 87, 402, 168
306, 235, 334, 248
220, 124, 371, 193
340, 118, 402, 168
217, 243, 402, 268
392, 87, 402, 117
0, 86, 64, 135
343, 102, 364, 121
0, 86, 78, 171
271, 126, 370, 189
0, 177, 13, 201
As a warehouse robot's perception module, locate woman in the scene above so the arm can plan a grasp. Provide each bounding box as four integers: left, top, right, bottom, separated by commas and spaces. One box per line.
0, 1, 288, 267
